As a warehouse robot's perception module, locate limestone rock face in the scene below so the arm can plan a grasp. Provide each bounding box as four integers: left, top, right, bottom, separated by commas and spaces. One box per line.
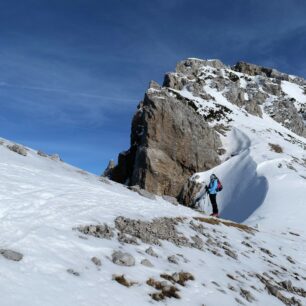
233, 61, 290, 81
265, 99, 306, 137
110, 86, 221, 198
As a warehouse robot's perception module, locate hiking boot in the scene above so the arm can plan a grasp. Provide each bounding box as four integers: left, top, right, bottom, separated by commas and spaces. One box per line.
210, 213, 219, 218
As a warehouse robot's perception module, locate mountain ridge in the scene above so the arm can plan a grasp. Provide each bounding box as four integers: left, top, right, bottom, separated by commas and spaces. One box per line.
107, 58, 306, 228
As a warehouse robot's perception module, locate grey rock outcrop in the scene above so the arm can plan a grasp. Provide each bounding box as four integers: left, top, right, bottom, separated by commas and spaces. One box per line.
109, 85, 221, 199
233, 61, 290, 81
265, 99, 306, 137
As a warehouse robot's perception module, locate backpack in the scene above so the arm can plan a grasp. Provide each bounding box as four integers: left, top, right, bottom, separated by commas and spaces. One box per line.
216, 178, 223, 192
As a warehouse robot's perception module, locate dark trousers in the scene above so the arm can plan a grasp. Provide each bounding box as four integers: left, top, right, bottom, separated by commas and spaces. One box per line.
209, 194, 218, 214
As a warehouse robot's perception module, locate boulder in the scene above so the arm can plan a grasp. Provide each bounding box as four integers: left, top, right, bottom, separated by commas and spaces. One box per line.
112, 251, 135, 267
141, 259, 154, 267
91, 257, 102, 267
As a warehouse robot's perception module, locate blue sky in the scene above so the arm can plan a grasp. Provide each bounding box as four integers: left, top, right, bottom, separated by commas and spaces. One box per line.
0, 0, 305, 174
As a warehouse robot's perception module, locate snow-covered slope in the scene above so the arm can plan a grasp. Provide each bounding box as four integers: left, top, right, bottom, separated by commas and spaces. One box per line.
173, 60, 306, 235
0, 138, 305, 306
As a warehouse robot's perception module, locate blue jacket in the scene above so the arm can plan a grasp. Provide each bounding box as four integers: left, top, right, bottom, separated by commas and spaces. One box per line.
208, 178, 218, 195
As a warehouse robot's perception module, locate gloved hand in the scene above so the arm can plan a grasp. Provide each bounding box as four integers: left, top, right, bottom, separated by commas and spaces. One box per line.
205, 185, 209, 192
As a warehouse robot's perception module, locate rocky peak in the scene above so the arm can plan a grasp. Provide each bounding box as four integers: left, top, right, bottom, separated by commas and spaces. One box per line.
176, 58, 227, 74
107, 57, 306, 203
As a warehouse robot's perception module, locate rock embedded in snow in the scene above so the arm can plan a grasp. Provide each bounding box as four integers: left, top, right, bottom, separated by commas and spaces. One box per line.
77, 224, 114, 239
91, 257, 102, 267
162, 195, 179, 206
140, 259, 153, 267
168, 255, 179, 264
190, 235, 204, 249
7, 144, 27, 156
112, 274, 137, 287
145, 247, 158, 258
117, 232, 139, 245
0, 249, 23, 261
147, 277, 180, 301
160, 271, 195, 286
128, 185, 156, 200
50, 154, 61, 161
67, 269, 80, 276
112, 251, 135, 267
37, 150, 48, 157
99, 176, 111, 185
240, 288, 255, 302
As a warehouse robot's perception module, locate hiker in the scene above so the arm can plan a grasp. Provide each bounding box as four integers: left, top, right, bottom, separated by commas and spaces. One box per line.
205, 174, 220, 217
